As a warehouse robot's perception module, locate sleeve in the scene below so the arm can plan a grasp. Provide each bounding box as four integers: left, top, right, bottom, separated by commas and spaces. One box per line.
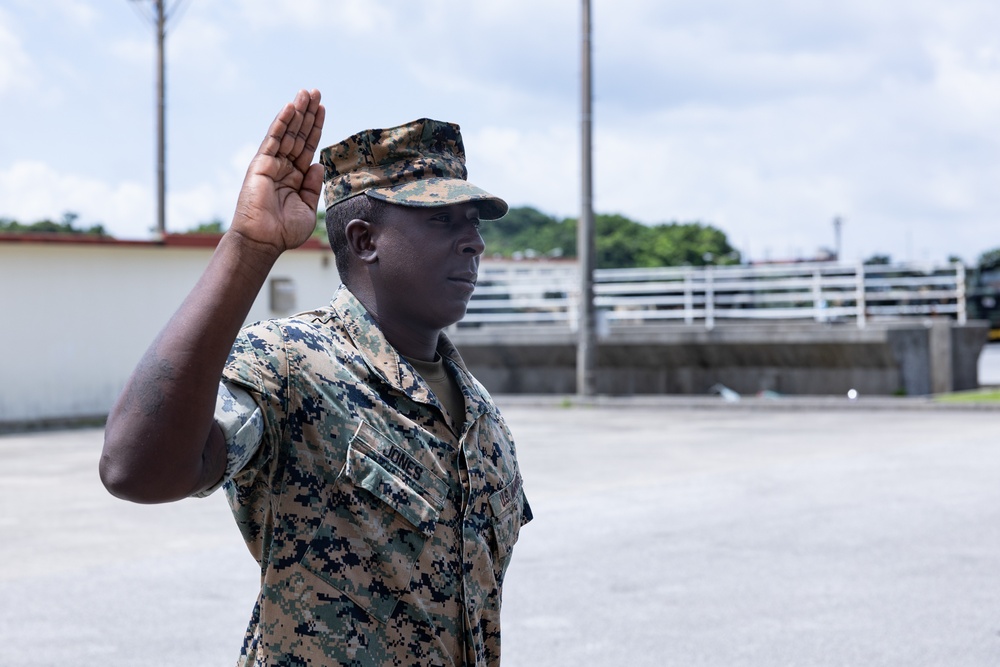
191, 380, 265, 498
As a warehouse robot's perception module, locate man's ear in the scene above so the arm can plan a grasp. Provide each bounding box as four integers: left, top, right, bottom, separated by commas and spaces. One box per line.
344, 218, 378, 265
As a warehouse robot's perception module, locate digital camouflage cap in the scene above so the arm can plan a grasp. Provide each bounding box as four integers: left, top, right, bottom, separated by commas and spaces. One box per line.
320, 118, 508, 220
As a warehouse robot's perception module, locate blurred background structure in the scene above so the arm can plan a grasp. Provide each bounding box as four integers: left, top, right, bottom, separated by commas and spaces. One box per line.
0, 231, 997, 427
2, 1, 1000, 423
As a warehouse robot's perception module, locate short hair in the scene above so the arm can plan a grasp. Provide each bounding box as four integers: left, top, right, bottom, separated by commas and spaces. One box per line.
325, 194, 388, 284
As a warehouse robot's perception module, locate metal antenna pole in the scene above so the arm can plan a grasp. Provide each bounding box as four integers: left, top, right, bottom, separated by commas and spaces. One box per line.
155, 0, 166, 238
130, 0, 177, 238
577, 0, 597, 396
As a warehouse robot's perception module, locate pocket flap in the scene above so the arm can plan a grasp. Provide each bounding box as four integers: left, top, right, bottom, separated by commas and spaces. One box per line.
346, 447, 440, 534
488, 472, 524, 519
346, 421, 447, 534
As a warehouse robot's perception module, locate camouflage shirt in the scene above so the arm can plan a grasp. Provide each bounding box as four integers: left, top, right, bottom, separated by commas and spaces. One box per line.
207, 285, 531, 667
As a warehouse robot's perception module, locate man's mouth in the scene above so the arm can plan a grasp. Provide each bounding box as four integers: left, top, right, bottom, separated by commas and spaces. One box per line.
448, 273, 478, 287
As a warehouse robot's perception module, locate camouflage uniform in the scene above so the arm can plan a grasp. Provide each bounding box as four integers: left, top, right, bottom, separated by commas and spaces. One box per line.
206, 285, 531, 667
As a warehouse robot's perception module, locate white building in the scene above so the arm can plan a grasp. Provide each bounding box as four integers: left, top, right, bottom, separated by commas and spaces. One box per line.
0, 234, 339, 427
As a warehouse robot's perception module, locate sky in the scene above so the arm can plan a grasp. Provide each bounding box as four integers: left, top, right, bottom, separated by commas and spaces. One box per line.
2, 0, 999, 264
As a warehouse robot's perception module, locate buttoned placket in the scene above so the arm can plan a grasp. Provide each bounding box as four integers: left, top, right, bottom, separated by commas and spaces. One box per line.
338, 287, 497, 666
435, 355, 494, 667
401, 351, 483, 667
456, 386, 493, 667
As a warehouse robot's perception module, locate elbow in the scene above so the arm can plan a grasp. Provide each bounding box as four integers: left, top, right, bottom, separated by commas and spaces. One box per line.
99, 453, 128, 499
99, 454, 188, 504
99, 433, 183, 504
100, 414, 144, 501
100, 417, 220, 503
99, 446, 146, 502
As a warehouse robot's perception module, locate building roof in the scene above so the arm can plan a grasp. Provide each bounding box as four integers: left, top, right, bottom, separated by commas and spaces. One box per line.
0, 233, 330, 251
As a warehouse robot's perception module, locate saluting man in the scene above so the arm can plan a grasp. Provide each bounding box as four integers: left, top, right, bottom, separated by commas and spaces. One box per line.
101, 89, 531, 667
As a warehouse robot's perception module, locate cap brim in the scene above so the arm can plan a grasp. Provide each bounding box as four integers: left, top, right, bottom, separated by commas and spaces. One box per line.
366, 177, 508, 220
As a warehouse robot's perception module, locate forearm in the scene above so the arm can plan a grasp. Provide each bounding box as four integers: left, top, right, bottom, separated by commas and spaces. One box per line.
101, 88, 323, 504
101, 232, 280, 503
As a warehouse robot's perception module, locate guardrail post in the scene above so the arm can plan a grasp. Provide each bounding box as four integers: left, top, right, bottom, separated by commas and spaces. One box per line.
954, 261, 967, 325
812, 269, 824, 322
684, 270, 694, 325
855, 261, 867, 328
705, 266, 715, 330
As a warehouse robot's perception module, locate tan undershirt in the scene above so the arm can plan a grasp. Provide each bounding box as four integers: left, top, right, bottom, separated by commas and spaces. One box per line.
403, 354, 466, 435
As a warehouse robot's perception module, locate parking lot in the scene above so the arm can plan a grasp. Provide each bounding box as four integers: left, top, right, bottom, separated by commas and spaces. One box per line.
2, 400, 1000, 666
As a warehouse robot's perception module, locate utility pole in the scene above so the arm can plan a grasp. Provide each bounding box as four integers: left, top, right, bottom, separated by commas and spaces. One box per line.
131, 0, 178, 238
577, 0, 597, 396
155, 0, 165, 238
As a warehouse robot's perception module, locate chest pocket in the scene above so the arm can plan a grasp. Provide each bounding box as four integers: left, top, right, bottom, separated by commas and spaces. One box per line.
300, 421, 448, 622
487, 472, 528, 586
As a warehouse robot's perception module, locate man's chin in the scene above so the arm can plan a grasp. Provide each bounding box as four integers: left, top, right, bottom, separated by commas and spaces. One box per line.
437, 303, 470, 330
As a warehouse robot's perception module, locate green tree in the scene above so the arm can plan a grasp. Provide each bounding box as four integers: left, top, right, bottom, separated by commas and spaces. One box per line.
0, 211, 107, 236
479, 206, 573, 259
479, 206, 740, 269
641, 222, 740, 268
594, 214, 651, 268
183, 219, 225, 234
312, 209, 329, 244
181, 212, 329, 244
978, 247, 1000, 270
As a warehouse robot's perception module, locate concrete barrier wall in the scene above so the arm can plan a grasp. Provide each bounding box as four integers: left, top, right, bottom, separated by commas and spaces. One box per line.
451, 321, 989, 397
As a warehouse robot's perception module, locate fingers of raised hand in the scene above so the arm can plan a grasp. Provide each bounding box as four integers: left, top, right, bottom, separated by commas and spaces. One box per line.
260, 89, 324, 172
296, 102, 326, 173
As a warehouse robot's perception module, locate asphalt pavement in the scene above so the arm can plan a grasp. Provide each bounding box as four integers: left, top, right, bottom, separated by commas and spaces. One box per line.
2, 402, 1000, 666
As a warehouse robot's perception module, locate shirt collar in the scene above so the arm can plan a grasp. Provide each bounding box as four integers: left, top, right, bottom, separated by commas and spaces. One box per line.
330, 286, 491, 424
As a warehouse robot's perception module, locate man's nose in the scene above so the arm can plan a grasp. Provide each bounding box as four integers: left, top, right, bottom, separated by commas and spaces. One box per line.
459, 223, 485, 256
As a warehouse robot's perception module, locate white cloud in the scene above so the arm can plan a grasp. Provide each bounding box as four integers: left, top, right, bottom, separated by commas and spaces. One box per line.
0, 9, 35, 96
234, 0, 392, 32
468, 122, 579, 219
3, 0, 1000, 265
927, 42, 1000, 128
168, 14, 242, 91
108, 34, 151, 65
45, 0, 97, 27
0, 156, 246, 239
0, 161, 151, 237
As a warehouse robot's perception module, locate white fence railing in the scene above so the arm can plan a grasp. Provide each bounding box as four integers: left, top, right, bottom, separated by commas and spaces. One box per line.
460, 261, 967, 330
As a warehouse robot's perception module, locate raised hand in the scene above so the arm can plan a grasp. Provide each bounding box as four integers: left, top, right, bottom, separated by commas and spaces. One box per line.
102, 89, 328, 503
231, 89, 326, 256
